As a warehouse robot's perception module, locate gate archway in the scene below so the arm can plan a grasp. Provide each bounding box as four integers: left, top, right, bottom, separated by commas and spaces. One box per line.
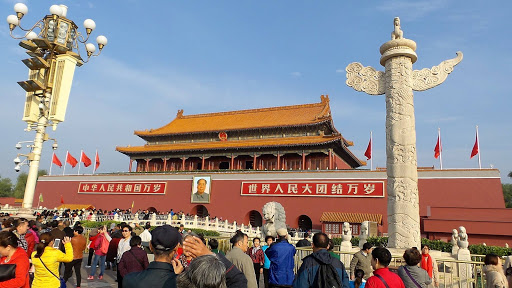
248, 210, 263, 227
192, 205, 209, 218
298, 215, 312, 231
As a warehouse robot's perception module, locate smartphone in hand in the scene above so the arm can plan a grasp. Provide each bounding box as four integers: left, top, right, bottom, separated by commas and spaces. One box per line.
53, 238, 61, 249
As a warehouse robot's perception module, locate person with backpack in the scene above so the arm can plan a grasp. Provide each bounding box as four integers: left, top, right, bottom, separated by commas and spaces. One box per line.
88, 225, 111, 280
293, 232, 350, 288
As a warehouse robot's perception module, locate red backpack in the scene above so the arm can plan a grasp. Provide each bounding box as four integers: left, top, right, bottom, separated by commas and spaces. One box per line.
99, 235, 109, 254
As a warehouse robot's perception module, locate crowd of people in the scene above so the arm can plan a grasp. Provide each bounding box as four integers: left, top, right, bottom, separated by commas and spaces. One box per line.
0, 215, 510, 288
32, 208, 223, 223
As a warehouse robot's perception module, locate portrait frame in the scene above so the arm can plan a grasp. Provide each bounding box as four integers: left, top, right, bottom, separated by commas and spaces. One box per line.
191, 176, 211, 203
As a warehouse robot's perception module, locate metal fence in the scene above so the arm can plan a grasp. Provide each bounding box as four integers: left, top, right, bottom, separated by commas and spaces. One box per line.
295, 247, 487, 288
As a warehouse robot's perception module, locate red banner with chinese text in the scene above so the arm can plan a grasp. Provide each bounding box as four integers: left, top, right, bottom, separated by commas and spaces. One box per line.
78, 182, 166, 195
241, 181, 384, 197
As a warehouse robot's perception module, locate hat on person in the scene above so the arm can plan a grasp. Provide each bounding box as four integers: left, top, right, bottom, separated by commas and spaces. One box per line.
151, 224, 181, 251
277, 228, 288, 237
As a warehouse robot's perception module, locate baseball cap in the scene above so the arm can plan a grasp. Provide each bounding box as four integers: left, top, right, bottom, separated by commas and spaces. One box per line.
277, 228, 288, 236
151, 225, 181, 251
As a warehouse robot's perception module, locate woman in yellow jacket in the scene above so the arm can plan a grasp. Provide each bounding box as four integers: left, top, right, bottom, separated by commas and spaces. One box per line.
31, 232, 73, 288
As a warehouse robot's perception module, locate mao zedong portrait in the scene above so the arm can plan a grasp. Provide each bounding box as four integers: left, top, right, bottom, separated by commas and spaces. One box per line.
192, 177, 210, 203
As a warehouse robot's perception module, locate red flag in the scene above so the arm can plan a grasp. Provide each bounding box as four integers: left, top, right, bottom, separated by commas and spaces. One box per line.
66, 152, 78, 168
52, 153, 62, 167
95, 151, 100, 171
60, 195, 64, 204
434, 135, 442, 159
81, 151, 92, 167
364, 138, 372, 160
470, 133, 479, 158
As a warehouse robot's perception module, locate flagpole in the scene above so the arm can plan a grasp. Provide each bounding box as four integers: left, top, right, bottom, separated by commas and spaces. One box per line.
63, 151, 68, 175
476, 125, 481, 169
438, 128, 443, 170
370, 131, 373, 171
93, 149, 97, 175
49, 152, 54, 176
78, 150, 82, 175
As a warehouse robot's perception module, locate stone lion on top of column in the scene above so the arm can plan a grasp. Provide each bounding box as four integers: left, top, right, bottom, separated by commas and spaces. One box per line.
261, 201, 287, 238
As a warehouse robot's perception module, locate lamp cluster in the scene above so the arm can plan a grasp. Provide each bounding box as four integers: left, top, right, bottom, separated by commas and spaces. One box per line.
6, 3, 107, 210
13, 138, 58, 172
7, 3, 107, 61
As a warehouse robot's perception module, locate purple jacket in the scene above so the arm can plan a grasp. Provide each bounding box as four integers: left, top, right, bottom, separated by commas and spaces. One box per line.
118, 246, 149, 277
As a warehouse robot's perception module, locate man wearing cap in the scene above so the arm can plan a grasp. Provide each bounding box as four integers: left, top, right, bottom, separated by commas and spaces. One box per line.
123, 225, 184, 288
265, 228, 296, 288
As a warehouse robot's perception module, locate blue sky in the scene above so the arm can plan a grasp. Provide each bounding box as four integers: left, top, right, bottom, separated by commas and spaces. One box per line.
1, 1, 511, 184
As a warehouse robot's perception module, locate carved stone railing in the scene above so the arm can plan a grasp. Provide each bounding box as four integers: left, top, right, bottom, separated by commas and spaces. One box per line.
1, 206, 307, 242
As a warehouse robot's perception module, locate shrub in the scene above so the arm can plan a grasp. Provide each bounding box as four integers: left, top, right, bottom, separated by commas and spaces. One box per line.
80, 220, 120, 228
421, 239, 452, 253
468, 244, 512, 257
332, 236, 388, 247
187, 228, 220, 237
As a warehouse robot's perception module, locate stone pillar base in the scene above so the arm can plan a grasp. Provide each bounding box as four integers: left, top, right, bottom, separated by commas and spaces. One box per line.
15, 207, 37, 220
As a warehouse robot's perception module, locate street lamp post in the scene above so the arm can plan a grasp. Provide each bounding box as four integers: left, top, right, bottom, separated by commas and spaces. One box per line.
6, 3, 107, 214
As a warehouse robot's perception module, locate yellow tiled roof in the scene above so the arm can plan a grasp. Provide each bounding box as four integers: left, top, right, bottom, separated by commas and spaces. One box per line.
57, 204, 95, 210
117, 135, 342, 154
135, 95, 332, 136
319, 212, 383, 224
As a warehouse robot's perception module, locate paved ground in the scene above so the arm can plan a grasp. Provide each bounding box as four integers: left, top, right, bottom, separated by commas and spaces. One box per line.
62, 262, 118, 288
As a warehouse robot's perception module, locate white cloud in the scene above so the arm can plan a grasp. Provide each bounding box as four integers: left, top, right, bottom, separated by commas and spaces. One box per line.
290, 72, 302, 77
336, 69, 344, 73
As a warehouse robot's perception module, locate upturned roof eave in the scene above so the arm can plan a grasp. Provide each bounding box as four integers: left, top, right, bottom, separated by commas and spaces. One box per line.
134, 118, 333, 139
116, 136, 341, 156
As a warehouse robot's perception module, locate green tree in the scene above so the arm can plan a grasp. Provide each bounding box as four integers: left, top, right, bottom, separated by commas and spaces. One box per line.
503, 184, 512, 208
13, 170, 48, 199
0, 176, 13, 197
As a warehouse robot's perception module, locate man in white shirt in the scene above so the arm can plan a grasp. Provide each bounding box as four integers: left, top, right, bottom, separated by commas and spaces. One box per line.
140, 222, 152, 253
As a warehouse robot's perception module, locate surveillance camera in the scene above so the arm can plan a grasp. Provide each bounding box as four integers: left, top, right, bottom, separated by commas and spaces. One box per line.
14, 165, 20, 172
52, 143, 58, 150
15, 143, 22, 149
13, 157, 21, 165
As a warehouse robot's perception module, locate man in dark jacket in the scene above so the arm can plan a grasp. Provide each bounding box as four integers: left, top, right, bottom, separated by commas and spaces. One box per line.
295, 233, 311, 248
265, 228, 296, 287
123, 225, 183, 288
293, 232, 350, 288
